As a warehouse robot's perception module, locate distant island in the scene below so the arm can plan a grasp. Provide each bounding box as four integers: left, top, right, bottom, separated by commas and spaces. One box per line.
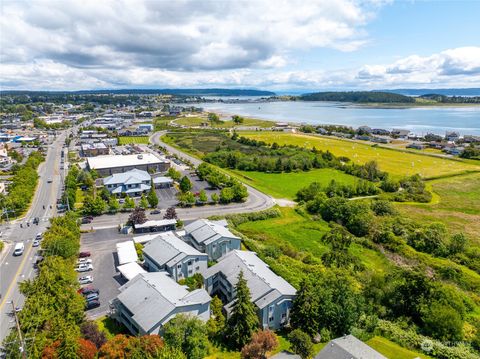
298, 91, 480, 104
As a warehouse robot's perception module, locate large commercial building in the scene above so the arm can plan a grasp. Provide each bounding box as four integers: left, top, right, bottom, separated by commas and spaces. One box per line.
86, 153, 170, 176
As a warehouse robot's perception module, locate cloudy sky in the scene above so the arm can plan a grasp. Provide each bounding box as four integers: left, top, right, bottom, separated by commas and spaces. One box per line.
1, 0, 479, 91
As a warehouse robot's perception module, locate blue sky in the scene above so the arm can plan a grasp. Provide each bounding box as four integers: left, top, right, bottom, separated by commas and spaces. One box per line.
1, 0, 479, 90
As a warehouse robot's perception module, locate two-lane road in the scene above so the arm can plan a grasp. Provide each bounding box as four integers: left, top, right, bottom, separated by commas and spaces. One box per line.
0, 131, 68, 343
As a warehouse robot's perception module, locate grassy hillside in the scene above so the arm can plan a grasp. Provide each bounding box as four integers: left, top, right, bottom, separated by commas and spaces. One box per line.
242, 132, 480, 178
398, 172, 480, 244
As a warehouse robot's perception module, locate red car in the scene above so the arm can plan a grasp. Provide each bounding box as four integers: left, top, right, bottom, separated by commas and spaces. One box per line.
79, 251, 91, 258
78, 286, 100, 296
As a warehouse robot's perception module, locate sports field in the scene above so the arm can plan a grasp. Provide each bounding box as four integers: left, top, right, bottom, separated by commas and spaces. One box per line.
232, 168, 358, 200
118, 136, 150, 145
242, 132, 480, 178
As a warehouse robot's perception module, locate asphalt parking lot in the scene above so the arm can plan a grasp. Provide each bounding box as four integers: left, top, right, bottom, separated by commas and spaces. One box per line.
79, 228, 134, 318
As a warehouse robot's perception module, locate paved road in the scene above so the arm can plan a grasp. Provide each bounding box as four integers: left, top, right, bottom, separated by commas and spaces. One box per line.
80, 132, 275, 231
0, 131, 68, 343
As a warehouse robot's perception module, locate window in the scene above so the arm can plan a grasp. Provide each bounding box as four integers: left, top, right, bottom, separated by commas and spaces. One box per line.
187, 260, 192, 265
195, 266, 200, 270
269, 316, 274, 322
195, 258, 199, 262
188, 269, 193, 274
282, 313, 286, 318
177, 264, 182, 268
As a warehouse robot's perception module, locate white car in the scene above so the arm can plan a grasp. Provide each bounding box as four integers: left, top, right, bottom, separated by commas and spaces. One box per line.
32, 239, 41, 247
75, 264, 93, 272
77, 258, 93, 264
78, 276, 93, 285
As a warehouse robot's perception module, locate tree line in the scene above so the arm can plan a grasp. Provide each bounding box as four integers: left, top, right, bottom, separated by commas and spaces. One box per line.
0, 151, 44, 219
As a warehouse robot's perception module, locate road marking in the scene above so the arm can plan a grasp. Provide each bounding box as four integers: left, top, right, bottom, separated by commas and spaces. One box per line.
0, 237, 34, 311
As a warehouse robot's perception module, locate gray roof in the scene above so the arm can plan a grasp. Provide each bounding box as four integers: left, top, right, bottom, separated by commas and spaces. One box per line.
184, 219, 239, 246
143, 231, 206, 267
315, 335, 387, 359
116, 272, 211, 333
104, 168, 151, 186
204, 250, 296, 309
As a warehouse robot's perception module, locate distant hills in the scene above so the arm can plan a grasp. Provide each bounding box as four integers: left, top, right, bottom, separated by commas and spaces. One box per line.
380, 88, 480, 96
1, 88, 276, 97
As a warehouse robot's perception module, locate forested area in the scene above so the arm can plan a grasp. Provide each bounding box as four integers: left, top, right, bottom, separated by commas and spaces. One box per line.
299, 91, 415, 103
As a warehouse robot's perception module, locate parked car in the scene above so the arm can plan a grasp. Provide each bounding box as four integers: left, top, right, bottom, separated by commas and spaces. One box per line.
79, 251, 91, 258
85, 299, 100, 310
75, 264, 93, 272
32, 239, 41, 247
77, 258, 93, 264
35, 232, 43, 240
78, 276, 93, 285
78, 286, 100, 296
85, 293, 100, 301
81, 217, 92, 224
150, 209, 161, 215
33, 217, 39, 225
47, 179, 53, 183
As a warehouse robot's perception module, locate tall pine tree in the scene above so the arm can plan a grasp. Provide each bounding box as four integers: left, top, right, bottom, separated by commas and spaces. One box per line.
290, 277, 320, 337
226, 271, 259, 349
147, 180, 159, 208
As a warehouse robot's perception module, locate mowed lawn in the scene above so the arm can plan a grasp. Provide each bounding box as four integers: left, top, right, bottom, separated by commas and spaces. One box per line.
398, 172, 480, 244
243, 132, 480, 178
232, 168, 358, 200
118, 136, 150, 145
366, 336, 432, 359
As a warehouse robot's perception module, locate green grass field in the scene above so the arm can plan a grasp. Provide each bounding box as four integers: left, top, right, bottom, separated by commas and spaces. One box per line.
118, 136, 150, 145
232, 168, 358, 200
237, 207, 391, 287
174, 115, 273, 128
367, 336, 432, 359
242, 132, 480, 178
398, 172, 480, 244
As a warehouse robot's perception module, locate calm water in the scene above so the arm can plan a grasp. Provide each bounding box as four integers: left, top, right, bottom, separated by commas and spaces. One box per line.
201, 101, 480, 136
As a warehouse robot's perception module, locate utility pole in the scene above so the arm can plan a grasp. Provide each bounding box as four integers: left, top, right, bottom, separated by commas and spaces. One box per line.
10, 301, 27, 359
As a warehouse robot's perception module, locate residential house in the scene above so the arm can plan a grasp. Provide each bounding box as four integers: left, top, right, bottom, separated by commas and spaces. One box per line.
446, 131, 460, 142
183, 219, 241, 261
103, 169, 151, 197
391, 129, 410, 139
315, 334, 386, 359
142, 231, 208, 281
204, 250, 297, 330
110, 272, 211, 335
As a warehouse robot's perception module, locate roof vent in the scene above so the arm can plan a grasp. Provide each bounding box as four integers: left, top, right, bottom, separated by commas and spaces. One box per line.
137, 154, 143, 159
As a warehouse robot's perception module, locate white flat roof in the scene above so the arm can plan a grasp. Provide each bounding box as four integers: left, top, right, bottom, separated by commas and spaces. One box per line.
116, 240, 138, 265
87, 153, 167, 170
117, 262, 147, 281
134, 219, 177, 230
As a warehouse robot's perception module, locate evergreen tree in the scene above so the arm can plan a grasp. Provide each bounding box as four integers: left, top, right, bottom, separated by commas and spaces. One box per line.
139, 194, 149, 209
227, 271, 259, 349
147, 181, 159, 208
179, 176, 193, 193
290, 277, 320, 336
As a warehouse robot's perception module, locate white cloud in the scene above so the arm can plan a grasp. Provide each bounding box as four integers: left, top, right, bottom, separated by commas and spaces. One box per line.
1, 0, 384, 89
0, 1, 477, 90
